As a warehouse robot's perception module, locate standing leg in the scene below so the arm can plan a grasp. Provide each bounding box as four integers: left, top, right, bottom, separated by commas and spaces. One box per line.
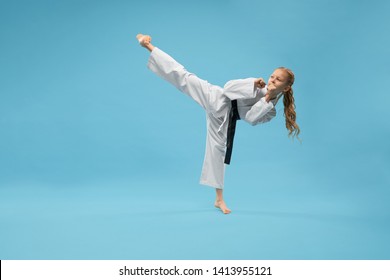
200, 113, 226, 188
200, 113, 231, 214
215, 189, 231, 214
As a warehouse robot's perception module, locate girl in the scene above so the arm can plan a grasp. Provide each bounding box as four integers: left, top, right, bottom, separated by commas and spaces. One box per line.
136, 34, 299, 214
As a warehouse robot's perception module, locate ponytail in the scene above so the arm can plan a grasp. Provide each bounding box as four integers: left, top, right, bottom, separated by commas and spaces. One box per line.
278, 67, 300, 140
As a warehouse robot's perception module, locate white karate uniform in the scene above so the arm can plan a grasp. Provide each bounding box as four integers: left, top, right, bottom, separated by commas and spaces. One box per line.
147, 48, 278, 189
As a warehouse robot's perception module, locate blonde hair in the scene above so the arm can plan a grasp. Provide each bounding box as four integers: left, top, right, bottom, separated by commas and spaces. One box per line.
277, 67, 300, 140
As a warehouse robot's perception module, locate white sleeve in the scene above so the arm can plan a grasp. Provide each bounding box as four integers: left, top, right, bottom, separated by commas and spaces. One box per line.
244, 97, 276, 125
222, 78, 257, 100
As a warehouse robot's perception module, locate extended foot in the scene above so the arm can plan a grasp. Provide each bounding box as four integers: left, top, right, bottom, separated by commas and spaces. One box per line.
215, 200, 231, 214
136, 33, 154, 51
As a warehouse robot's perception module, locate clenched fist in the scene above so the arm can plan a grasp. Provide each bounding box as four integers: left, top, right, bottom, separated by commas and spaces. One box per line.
254, 78, 266, 89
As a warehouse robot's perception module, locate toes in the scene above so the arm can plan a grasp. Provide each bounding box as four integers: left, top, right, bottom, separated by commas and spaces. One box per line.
214, 202, 231, 214
223, 209, 231, 214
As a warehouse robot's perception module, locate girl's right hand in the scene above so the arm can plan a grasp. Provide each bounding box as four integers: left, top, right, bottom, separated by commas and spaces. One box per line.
254, 78, 266, 89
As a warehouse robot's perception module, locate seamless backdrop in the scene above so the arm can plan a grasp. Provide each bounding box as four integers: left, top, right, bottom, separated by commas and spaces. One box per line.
0, 0, 389, 259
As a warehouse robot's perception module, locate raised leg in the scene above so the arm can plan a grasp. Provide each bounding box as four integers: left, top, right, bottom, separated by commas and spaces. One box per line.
137, 34, 212, 110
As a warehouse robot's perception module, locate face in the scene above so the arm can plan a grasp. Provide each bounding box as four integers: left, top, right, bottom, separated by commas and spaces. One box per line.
267, 69, 291, 94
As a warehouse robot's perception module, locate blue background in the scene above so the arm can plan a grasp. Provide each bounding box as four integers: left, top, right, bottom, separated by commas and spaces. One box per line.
1, 0, 389, 259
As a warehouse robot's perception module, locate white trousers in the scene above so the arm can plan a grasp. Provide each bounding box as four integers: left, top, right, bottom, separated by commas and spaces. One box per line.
147, 48, 229, 189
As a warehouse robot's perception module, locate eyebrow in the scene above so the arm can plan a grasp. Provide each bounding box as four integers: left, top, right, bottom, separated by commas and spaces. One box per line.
272, 71, 288, 81
273, 74, 285, 81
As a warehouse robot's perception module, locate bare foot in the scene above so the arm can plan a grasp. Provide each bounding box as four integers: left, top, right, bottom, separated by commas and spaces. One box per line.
136, 34, 154, 51
215, 200, 231, 214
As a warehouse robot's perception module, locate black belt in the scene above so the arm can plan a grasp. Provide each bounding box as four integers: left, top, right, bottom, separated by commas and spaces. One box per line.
224, 100, 240, 165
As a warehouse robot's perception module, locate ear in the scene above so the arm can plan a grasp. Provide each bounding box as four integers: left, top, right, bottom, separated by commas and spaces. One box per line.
283, 85, 291, 93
